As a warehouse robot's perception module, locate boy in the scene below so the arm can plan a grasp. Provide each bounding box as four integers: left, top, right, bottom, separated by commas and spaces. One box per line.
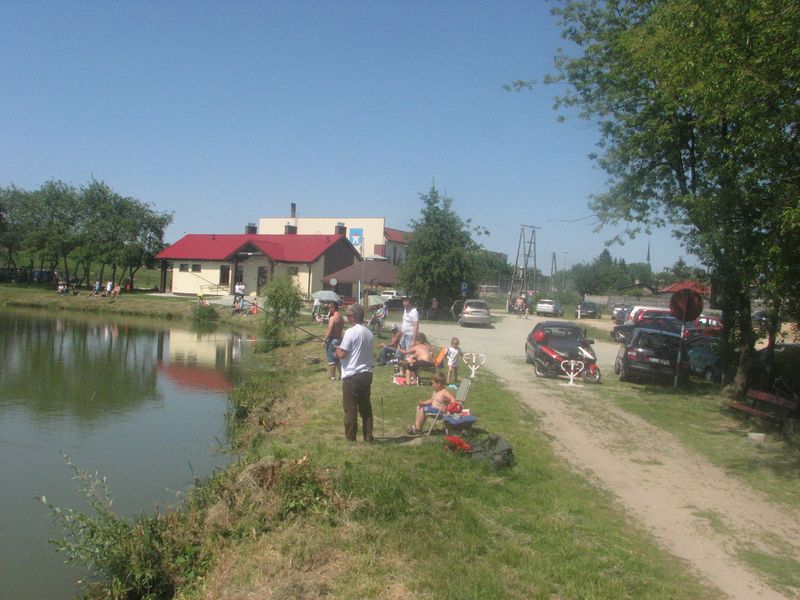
407, 373, 456, 435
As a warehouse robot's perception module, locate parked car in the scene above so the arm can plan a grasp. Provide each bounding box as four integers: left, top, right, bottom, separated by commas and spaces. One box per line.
611, 303, 632, 322
686, 336, 722, 381
611, 316, 692, 343
535, 298, 564, 317
380, 289, 401, 300
575, 302, 601, 319
693, 315, 723, 336
614, 328, 690, 385
451, 299, 492, 327
750, 344, 800, 395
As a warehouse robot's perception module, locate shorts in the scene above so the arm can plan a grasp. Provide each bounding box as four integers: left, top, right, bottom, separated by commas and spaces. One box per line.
422, 405, 443, 415
326, 338, 341, 364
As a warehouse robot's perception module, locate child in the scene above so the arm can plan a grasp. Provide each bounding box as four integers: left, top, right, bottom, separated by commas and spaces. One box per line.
446, 337, 463, 384
407, 373, 456, 435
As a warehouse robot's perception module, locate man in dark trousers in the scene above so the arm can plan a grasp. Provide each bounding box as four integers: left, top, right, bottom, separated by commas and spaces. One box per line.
335, 303, 374, 442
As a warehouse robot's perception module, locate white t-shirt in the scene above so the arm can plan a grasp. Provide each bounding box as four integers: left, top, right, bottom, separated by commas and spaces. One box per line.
338, 323, 374, 379
402, 307, 419, 336
446, 346, 461, 367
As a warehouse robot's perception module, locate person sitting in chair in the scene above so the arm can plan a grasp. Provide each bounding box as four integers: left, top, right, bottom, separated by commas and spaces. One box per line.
407, 373, 456, 435
377, 324, 402, 365
397, 332, 434, 385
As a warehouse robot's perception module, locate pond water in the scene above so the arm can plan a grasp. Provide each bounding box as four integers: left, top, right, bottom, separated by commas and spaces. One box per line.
0, 310, 252, 599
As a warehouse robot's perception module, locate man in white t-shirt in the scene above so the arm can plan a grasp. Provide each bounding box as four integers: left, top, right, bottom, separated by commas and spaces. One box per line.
400, 296, 419, 350
335, 303, 374, 441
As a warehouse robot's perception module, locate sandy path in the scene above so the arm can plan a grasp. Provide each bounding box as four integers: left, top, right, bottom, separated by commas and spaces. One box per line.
419, 313, 800, 600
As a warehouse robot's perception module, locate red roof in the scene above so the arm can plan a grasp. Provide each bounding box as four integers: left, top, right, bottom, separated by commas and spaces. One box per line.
156, 233, 353, 263
659, 280, 711, 296
384, 227, 412, 244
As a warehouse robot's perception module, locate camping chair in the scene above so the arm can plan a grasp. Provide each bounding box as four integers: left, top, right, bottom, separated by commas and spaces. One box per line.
426, 378, 478, 435
415, 346, 448, 385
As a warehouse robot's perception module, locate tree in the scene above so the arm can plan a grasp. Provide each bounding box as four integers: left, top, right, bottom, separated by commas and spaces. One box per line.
534, 0, 799, 390
398, 185, 483, 308
259, 276, 303, 352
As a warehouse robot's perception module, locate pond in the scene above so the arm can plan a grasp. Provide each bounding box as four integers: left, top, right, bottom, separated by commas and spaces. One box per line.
0, 310, 253, 599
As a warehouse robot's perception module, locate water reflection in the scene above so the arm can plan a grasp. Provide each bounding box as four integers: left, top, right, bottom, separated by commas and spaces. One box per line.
0, 310, 248, 600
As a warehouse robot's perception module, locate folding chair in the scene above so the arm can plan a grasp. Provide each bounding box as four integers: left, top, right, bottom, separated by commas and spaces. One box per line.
426, 378, 478, 434
416, 346, 448, 385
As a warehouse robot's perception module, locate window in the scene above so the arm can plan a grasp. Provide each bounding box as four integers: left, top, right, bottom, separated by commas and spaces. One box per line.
219, 265, 230, 285
179, 264, 189, 272
287, 266, 299, 276
192, 264, 201, 272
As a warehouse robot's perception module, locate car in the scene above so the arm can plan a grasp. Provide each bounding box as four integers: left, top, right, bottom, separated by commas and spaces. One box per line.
611, 303, 632, 322
686, 336, 722, 381
614, 328, 690, 385
535, 298, 564, 317
451, 299, 492, 327
610, 315, 698, 343
575, 302, 601, 319
693, 315, 723, 336
380, 289, 401, 300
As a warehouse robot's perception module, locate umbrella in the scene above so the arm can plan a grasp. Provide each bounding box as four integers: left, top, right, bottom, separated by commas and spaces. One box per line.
366, 295, 385, 308
312, 290, 341, 302
322, 261, 398, 286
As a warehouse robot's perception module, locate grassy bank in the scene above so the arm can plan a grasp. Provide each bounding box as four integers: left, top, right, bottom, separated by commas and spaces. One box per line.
166, 340, 716, 599
19, 286, 718, 598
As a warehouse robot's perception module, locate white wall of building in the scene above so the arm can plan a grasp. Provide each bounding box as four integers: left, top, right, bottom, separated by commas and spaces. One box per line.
258, 216, 385, 257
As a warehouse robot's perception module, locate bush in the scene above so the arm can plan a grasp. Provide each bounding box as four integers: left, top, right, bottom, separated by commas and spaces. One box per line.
259, 276, 302, 352
190, 303, 218, 324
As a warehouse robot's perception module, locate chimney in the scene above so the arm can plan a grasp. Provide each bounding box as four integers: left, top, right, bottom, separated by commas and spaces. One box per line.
285, 223, 298, 234
334, 222, 346, 236
290, 203, 296, 218
244, 224, 257, 235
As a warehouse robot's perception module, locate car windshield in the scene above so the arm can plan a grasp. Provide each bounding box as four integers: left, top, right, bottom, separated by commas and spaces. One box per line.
638, 333, 680, 351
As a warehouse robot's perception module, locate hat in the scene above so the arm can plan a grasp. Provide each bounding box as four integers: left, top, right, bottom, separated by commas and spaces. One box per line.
390, 323, 398, 331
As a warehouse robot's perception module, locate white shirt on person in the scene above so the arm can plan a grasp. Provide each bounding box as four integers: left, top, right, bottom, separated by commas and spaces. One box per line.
401, 306, 419, 336
338, 323, 373, 379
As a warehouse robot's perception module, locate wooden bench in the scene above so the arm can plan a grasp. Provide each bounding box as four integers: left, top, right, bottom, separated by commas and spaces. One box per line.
728, 389, 799, 434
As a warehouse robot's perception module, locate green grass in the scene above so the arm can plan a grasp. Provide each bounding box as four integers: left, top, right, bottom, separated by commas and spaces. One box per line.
176, 340, 720, 599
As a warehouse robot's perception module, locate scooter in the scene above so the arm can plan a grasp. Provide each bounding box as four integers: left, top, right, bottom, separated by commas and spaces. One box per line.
532, 333, 602, 383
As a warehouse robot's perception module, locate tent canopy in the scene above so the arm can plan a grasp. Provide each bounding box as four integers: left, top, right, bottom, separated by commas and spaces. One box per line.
323, 260, 398, 286
659, 280, 710, 296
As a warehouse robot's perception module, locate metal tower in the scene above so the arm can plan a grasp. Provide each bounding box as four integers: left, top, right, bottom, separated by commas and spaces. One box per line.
507, 225, 539, 311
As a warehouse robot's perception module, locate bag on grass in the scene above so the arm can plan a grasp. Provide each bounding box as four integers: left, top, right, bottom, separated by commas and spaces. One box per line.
468, 434, 515, 470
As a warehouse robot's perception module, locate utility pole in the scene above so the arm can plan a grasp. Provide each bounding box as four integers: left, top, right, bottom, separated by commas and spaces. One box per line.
550, 252, 558, 292
508, 225, 539, 311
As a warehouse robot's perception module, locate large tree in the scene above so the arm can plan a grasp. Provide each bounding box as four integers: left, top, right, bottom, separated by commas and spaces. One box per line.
528, 0, 799, 390
398, 185, 483, 308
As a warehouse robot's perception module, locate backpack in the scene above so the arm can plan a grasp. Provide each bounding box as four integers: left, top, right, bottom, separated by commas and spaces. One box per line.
467, 434, 515, 470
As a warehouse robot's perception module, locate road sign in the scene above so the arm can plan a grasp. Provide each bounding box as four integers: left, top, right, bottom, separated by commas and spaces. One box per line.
670, 289, 703, 322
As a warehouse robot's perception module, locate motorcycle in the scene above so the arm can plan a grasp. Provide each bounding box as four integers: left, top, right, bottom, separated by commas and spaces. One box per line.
532, 330, 602, 383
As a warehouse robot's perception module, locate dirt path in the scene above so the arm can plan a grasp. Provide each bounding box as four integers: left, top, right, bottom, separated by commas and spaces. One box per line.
419, 313, 800, 600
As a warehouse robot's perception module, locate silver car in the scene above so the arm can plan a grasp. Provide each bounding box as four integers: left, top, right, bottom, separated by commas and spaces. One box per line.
452, 299, 492, 327
535, 298, 564, 317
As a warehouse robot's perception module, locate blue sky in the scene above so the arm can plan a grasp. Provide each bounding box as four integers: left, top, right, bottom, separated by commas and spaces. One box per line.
1, 0, 694, 272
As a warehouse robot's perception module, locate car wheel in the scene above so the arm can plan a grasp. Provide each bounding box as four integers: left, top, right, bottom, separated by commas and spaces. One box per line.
458, 318, 465, 327
619, 361, 630, 382
534, 362, 548, 377
613, 356, 621, 375
525, 347, 533, 364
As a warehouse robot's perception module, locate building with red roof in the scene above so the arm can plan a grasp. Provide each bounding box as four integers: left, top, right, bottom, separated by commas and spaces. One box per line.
156, 227, 359, 297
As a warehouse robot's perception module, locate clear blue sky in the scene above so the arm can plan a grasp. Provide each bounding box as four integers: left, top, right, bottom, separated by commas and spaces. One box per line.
1, 0, 695, 272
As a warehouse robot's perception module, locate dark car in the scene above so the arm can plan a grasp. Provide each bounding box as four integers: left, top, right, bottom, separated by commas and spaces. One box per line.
614, 328, 690, 385
610, 316, 694, 343
750, 344, 800, 395
575, 302, 601, 319
525, 321, 595, 366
